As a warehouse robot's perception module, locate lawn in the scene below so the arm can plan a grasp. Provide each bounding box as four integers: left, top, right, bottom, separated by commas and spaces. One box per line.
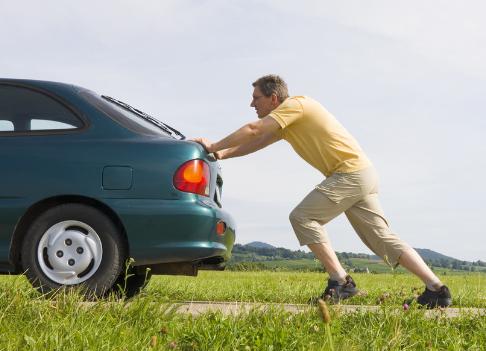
0, 271, 485, 350
148, 271, 485, 307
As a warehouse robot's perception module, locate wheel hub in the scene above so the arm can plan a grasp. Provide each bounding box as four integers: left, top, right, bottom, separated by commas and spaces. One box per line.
37, 220, 103, 285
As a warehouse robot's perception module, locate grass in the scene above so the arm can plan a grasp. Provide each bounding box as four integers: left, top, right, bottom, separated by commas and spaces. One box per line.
228, 257, 486, 275
147, 271, 486, 307
245, 258, 408, 273
0, 271, 485, 350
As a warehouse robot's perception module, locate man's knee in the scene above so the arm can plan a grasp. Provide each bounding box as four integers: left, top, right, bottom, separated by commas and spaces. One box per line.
289, 213, 329, 246
289, 207, 304, 226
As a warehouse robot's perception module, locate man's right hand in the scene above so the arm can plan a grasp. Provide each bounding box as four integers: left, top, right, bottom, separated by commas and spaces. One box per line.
190, 137, 215, 153
214, 150, 225, 160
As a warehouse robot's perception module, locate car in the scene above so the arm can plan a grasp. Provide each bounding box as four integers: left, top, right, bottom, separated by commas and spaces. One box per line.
0, 78, 235, 297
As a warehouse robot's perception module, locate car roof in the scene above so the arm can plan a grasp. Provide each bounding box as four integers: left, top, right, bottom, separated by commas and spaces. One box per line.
0, 78, 181, 139
0, 78, 84, 94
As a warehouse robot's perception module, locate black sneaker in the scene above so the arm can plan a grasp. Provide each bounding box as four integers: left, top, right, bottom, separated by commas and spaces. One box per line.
417, 285, 452, 309
309, 275, 359, 304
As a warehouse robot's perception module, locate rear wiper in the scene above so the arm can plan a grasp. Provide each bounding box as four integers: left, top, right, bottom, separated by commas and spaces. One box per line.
132, 106, 185, 140
102, 95, 185, 140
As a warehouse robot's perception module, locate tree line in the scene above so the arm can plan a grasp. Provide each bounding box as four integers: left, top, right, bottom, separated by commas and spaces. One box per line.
231, 244, 486, 272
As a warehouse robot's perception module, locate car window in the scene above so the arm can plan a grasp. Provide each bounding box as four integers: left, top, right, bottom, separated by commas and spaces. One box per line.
0, 85, 84, 133
31, 119, 77, 130
103, 98, 166, 135
79, 90, 177, 138
0, 120, 14, 131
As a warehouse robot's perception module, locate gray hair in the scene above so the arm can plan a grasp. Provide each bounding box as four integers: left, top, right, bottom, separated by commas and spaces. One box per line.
252, 74, 289, 102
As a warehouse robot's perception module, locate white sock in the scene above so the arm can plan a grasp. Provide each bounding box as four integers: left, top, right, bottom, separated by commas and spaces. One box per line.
425, 278, 443, 291
329, 270, 347, 284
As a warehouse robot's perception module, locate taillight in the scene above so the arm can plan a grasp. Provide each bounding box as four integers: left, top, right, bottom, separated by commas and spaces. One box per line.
173, 159, 210, 196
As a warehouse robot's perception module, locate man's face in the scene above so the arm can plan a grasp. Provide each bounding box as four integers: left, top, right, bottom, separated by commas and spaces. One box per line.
250, 86, 279, 118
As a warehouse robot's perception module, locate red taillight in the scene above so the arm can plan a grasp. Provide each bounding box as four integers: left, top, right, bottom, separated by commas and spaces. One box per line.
173, 159, 210, 196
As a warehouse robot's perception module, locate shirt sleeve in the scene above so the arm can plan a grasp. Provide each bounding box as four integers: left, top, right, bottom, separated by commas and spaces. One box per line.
268, 98, 304, 129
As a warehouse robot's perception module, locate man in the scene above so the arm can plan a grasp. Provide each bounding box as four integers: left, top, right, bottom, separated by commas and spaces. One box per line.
192, 74, 452, 308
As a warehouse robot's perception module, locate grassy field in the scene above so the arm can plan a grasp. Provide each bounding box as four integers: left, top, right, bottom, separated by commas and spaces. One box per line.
228, 257, 485, 275
0, 271, 485, 350
229, 258, 410, 274
148, 271, 485, 307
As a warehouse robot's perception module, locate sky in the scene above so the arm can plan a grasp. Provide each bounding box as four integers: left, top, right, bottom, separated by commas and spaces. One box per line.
1, 1, 485, 261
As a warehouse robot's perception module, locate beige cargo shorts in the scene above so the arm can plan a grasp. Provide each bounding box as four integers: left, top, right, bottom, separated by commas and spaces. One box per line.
289, 166, 409, 267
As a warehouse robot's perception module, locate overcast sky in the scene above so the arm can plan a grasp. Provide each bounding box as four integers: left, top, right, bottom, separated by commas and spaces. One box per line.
2, 1, 485, 261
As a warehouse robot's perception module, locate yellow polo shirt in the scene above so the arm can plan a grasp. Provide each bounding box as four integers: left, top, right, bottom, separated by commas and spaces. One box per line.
269, 96, 371, 177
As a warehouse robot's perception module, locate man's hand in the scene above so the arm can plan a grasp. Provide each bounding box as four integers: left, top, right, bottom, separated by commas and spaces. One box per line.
190, 137, 215, 153
190, 138, 225, 159
214, 150, 225, 160
190, 116, 281, 159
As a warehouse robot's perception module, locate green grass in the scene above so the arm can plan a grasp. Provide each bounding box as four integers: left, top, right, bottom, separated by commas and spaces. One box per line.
242, 259, 324, 271
146, 271, 486, 307
229, 257, 486, 274
0, 272, 485, 350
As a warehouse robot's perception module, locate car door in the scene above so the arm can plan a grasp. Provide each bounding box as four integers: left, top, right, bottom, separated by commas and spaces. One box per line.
0, 83, 86, 267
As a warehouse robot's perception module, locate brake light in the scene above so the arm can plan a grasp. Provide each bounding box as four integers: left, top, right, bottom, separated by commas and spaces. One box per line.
173, 159, 210, 196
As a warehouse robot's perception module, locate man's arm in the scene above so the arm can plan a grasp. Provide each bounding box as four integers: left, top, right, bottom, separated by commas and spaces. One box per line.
217, 131, 281, 159
192, 116, 281, 153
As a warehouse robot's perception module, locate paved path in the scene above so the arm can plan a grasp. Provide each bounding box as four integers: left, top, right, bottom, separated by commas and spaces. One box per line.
171, 301, 486, 318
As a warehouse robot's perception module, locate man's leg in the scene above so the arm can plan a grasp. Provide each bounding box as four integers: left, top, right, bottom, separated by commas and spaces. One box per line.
344, 193, 443, 287
289, 188, 361, 303
288, 186, 357, 285
398, 248, 443, 291
307, 242, 347, 283
345, 193, 452, 307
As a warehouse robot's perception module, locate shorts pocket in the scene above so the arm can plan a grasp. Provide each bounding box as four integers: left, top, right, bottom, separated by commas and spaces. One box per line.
315, 172, 364, 204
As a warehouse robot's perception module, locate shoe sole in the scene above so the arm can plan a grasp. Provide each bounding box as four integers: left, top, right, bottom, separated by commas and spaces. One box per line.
418, 298, 452, 309
323, 289, 359, 304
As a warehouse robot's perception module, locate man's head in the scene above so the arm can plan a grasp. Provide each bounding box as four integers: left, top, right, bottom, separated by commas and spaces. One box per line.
250, 74, 289, 118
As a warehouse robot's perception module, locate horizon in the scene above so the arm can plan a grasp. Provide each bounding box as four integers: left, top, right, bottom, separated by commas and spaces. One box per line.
236, 241, 478, 261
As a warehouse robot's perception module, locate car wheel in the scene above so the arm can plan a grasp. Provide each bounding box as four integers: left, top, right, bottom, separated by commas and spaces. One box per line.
21, 203, 126, 297
110, 266, 152, 299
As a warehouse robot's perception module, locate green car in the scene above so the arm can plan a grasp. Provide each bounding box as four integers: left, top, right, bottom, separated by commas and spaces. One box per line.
0, 79, 235, 297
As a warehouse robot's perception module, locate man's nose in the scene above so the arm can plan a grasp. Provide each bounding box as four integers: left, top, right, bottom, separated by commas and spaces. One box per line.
250, 100, 255, 107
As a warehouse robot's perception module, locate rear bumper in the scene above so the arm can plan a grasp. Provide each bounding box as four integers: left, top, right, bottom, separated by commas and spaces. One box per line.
104, 197, 236, 267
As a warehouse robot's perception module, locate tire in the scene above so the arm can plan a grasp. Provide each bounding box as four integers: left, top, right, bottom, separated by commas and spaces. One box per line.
110, 265, 152, 299
20, 203, 126, 298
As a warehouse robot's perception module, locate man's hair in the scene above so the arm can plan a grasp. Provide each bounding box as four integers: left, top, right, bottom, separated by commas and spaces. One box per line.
252, 74, 289, 102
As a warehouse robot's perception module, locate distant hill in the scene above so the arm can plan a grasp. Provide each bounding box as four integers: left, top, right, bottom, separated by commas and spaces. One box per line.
242, 243, 461, 262
245, 241, 276, 249
414, 248, 457, 261
230, 242, 486, 273
370, 248, 458, 261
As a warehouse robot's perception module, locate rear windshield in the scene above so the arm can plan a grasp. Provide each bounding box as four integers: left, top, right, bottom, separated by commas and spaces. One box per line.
80, 90, 175, 137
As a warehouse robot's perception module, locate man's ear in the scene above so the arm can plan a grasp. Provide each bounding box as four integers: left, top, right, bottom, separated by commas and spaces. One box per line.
271, 93, 279, 106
